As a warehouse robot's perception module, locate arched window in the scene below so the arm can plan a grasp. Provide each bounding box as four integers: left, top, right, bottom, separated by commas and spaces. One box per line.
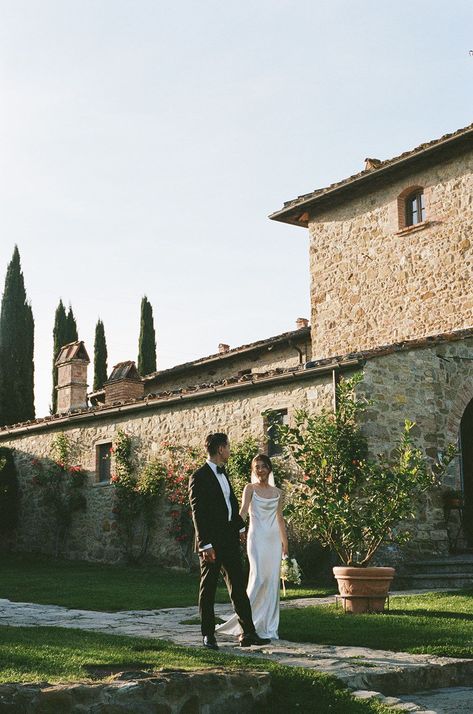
405, 189, 425, 226
397, 186, 426, 230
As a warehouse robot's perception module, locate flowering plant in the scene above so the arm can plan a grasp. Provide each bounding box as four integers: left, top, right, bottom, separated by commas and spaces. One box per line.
275, 373, 457, 567
161, 441, 204, 567
111, 430, 166, 561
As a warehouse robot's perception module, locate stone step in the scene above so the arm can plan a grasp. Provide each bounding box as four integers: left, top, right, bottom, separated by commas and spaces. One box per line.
403, 560, 473, 575
394, 572, 473, 590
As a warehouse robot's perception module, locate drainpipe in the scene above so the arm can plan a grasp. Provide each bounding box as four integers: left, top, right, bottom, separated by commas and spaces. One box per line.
332, 368, 340, 413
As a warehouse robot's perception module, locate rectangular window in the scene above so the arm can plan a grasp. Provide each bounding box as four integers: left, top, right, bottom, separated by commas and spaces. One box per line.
96, 442, 112, 482
266, 409, 288, 457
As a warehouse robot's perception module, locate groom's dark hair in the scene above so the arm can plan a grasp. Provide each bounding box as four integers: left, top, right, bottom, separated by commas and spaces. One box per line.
205, 433, 228, 456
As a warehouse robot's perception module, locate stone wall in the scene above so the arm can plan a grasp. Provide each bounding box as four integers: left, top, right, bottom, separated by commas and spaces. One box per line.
0, 669, 270, 713
144, 334, 312, 395
0, 373, 333, 565
358, 336, 473, 558
308, 150, 473, 359
2, 336, 472, 566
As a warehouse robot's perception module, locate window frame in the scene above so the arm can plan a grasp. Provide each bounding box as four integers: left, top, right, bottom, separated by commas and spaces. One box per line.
265, 408, 289, 457
95, 440, 112, 483
405, 190, 426, 227
397, 185, 427, 231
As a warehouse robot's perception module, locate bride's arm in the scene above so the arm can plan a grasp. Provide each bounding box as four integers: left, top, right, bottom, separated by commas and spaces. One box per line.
239, 484, 253, 521
277, 491, 289, 557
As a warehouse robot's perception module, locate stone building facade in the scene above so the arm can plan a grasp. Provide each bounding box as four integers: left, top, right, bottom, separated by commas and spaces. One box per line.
0, 357, 342, 563
1, 124, 473, 566
269, 123, 473, 561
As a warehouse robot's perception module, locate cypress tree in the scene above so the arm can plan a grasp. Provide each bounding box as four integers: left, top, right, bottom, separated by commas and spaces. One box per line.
65, 306, 78, 343
0, 246, 35, 426
137, 296, 157, 376
93, 319, 108, 391
51, 300, 68, 413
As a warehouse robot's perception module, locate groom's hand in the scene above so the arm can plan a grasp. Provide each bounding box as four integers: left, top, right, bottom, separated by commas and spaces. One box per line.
239, 531, 247, 544
201, 548, 216, 563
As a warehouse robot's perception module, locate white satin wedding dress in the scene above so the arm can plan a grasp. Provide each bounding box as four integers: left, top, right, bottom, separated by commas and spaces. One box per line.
217, 490, 282, 640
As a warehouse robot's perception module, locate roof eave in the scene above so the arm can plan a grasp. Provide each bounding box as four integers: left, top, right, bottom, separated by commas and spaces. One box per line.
143, 327, 311, 382
269, 127, 473, 227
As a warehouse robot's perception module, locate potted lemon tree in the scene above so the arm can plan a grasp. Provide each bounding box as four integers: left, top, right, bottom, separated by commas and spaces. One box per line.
274, 373, 456, 613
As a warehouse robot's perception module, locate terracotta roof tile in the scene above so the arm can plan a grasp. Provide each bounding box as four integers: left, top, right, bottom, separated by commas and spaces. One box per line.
2, 326, 473, 436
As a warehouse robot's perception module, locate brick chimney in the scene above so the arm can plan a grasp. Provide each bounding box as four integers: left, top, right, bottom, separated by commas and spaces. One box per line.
55, 341, 90, 413
364, 157, 381, 171
218, 343, 230, 354
103, 361, 144, 404
296, 317, 309, 329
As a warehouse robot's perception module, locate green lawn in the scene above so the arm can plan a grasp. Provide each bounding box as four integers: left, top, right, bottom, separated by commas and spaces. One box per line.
0, 554, 334, 611
280, 591, 473, 659
0, 626, 395, 714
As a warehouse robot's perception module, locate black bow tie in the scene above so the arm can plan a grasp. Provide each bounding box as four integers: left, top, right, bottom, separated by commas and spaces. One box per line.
216, 466, 225, 474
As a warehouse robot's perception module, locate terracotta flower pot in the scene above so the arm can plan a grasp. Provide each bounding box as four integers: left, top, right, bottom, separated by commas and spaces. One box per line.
333, 566, 395, 614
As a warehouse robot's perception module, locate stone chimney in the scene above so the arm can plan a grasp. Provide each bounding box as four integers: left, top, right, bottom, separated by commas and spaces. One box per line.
218, 343, 230, 354
55, 341, 90, 413
296, 317, 309, 329
364, 157, 382, 171
103, 361, 144, 404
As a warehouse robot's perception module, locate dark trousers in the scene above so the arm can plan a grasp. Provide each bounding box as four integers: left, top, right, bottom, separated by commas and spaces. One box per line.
199, 535, 255, 638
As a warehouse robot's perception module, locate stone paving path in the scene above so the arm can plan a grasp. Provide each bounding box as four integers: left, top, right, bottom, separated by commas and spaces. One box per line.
1, 595, 472, 713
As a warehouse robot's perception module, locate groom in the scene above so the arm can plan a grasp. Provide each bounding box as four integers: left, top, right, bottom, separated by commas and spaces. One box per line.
189, 432, 270, 650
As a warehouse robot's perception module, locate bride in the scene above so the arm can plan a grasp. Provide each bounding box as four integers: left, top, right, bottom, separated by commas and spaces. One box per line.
217, 453, 288, 640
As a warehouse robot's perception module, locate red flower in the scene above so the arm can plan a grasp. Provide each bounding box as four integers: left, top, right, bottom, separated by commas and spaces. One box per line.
110, 474, 119, 483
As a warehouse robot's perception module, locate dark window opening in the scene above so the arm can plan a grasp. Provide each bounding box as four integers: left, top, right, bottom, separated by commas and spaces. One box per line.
266, 409, 288, 457
405, 191, 425, 226
97, 442, 112, 482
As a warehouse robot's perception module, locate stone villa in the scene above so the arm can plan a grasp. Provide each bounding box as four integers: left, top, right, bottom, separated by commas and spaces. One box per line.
1, 122, 473, 577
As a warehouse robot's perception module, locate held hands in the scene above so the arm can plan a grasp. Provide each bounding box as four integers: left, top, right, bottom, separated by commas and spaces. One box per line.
239, 531, 247, 544
282, 543, 289, 558
201, 548, 216, 563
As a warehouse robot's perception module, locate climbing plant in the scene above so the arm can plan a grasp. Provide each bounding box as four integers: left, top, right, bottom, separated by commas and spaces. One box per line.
111, 430, 166, 561
31, 433, 87, 556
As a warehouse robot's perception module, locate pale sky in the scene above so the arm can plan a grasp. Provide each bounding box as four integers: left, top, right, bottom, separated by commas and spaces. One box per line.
0, 0, 472, 417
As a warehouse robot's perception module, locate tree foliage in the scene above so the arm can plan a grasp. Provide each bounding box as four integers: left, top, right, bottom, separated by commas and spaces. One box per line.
0, 246, 35, 426
65, 306, 78, 344
0, 447, 19, 534
137, 296, 157, 376
51, 302, 78, 412
276, 373, 457, 567
93, 319, 108, 391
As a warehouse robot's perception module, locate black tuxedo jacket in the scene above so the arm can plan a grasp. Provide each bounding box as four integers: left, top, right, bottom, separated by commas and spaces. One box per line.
189, 463, 245, 551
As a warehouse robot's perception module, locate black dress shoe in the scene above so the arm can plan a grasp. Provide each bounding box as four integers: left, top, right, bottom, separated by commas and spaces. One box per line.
203, 635, 219, 651
239, 633, 271, 647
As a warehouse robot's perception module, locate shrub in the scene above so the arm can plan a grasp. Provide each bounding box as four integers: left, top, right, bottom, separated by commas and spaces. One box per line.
276, 373, 456, 567
0, 447, 19, 536
31, 433, 87, 556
